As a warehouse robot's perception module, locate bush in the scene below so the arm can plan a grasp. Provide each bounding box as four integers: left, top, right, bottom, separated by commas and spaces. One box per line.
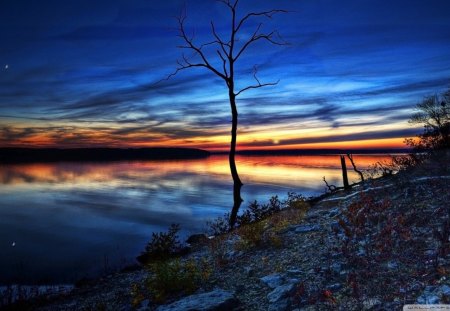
137, 224, 184, 263
208, 192, 308, 236
237, 196, 281, 225
207, 214, 231, 236
237, 193, 306, 226
365, 154, 423, 179
146, 258, 211, 303
235, 221, 267, 249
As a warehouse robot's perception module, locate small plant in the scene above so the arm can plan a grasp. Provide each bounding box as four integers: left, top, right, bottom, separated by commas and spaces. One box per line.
283, 192, 308, 209
146, 258, 211, 303
207, 214, 231, 236
235, 221, 267, 250
207, 235, 230, 268
137, 224, 184, 264
130, 283, 145, 308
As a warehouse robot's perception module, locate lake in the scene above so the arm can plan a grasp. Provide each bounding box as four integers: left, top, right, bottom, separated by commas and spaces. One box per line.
0, 154, 391, 285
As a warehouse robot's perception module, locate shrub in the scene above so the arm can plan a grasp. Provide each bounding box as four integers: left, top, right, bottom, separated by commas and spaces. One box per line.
207, 235, 230, 268
137, 224, 184, 264
236, 194, 296, 226
205, 192, 308, 255
235, 221, 267, 249
237, 196, 280, 225
146, 258, 211, 303
365, 154, 423, 179
283, 192, 308, 209
207, 214, 231, 236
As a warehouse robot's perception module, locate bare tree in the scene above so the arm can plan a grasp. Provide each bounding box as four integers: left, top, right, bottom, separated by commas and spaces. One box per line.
170, 0, 287, 227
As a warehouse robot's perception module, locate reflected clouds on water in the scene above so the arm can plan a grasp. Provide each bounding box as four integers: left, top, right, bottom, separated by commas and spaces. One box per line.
0, 155, 390, 284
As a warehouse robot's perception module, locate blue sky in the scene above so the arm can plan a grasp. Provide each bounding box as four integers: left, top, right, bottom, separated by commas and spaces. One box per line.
1, 0, 450, 149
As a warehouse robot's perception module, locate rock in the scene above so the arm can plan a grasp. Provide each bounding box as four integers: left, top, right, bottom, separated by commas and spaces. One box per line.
417, 294, 440, 304
330, 262, 342, 274
294, 224, 321, 233
287, 278, 300, 285
286, 269, 302, 276
136, 299, 150, 311
268, 299, 289, 311
362, 298, 382, 310
327, 283, 343, 291
330, 221, 341, 232
156, 289, 240, 311
186, 234, 208, 245
416, 285, 442, 304
387, 260, 399, 270
441, 285, 450, 296
260, 274, 284, 289
424, 250, 437, 257
328, 208, 340, 217
267, 283, 296, 303
243, 266, 255, 277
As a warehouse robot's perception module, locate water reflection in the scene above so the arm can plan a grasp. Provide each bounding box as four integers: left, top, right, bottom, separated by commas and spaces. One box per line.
0, 155, 391, 284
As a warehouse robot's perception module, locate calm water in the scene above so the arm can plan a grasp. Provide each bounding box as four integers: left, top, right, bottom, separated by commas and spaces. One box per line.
0, 154, 390, 284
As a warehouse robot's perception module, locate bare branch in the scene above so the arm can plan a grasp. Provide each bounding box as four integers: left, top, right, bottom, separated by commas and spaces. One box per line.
234, 27, 287, 62
323, 176, 339, 193
216, 50, 229, 78
346, 153, 365, 182
235, 9, 288, 33
216, 0, 233, 9
235, 66, 279, 96
175, 14, 227, 81
210, 21, 231, 57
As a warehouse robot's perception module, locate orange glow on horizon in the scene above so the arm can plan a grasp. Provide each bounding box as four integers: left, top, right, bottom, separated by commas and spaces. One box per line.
1, 124, 411, 151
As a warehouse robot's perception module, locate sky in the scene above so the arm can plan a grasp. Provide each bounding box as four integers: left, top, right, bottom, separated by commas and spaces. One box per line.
1, 0, 450, 151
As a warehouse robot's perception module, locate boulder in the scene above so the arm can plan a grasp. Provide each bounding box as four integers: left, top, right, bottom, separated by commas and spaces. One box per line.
260, 274, 284, 289
156, 289, 239, 311
294, 224, 321, 233
186, 234, 208, 245
267, 283, 296, 304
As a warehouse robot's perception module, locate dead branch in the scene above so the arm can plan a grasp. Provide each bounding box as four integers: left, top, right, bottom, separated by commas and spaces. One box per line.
235, 66, 279, 96
346, 153, 365, 182
323, 176, 339, 193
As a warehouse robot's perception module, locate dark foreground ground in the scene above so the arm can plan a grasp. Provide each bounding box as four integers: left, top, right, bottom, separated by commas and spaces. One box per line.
2, 151, 449, 311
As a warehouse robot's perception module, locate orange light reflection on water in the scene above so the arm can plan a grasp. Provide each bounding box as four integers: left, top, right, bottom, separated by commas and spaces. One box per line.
0, 154, 394, 191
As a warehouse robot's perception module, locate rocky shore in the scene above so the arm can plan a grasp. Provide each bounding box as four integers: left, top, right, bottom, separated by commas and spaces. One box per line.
3, 152, 449, 311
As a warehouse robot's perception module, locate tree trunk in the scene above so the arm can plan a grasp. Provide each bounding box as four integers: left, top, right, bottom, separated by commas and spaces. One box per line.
340, 155, 350, 190
228, 92, 243, 228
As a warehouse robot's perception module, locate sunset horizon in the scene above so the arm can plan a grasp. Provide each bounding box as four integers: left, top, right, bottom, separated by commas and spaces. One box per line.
1, 1, 449, 152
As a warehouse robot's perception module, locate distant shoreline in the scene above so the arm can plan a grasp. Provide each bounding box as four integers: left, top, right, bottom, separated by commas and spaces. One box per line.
0, 147, 412, 163
0, 147, 210, 163
227, 148, 411, 156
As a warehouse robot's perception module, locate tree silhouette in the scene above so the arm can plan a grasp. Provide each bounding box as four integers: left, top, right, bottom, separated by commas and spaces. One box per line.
406, 88, 450, 150
170, 0, 287, 227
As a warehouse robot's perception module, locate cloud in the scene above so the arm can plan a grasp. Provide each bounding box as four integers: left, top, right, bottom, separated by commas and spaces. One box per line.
243, 128, 419, 148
